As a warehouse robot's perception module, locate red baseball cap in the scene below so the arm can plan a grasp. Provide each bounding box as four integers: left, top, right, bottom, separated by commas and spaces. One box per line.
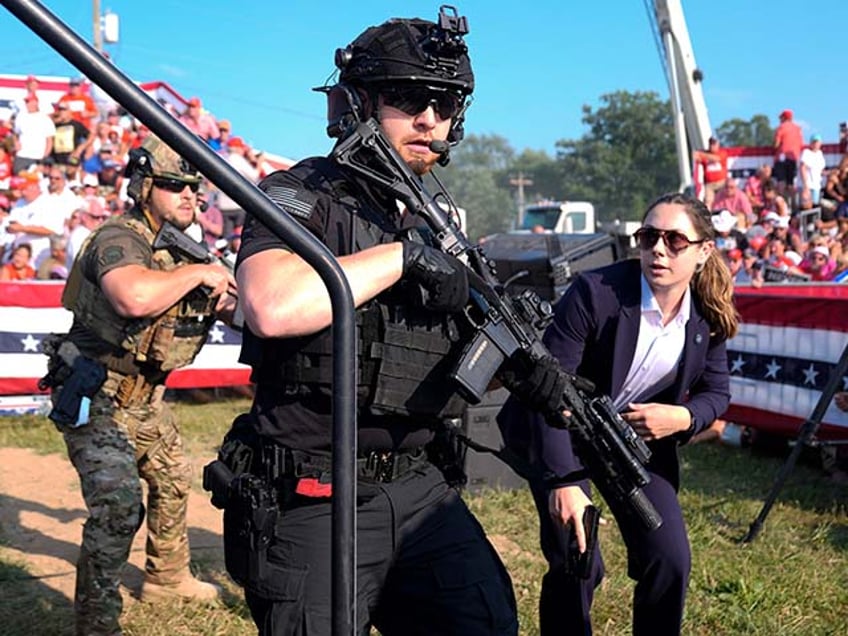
227, 136, 247, 149
188, 97, 202, 107
779, 109, 793, 120
748, 235, 767, 252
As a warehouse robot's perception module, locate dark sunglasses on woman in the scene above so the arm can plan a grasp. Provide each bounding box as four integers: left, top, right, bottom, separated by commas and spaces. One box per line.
633, 227, 705, 255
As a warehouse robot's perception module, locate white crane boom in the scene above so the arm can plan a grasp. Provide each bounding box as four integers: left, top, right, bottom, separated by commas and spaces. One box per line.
651, 0, 713, 192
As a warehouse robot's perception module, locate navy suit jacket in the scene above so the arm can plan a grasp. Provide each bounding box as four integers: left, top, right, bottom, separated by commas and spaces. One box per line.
501, 259, 731, 491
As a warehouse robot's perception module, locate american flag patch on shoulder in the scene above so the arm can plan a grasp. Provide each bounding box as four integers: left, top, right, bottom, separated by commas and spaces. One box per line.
265, 185, 314, 219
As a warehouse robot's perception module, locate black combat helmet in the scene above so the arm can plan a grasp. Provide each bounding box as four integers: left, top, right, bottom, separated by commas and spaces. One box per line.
338, 7, 474, 95
325, 6, 474, 147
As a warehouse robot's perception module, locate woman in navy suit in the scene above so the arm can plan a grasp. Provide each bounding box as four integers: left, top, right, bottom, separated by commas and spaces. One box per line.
511, 192, 738, 635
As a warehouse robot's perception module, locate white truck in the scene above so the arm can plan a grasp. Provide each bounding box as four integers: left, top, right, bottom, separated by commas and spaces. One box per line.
515, 200, 596, 234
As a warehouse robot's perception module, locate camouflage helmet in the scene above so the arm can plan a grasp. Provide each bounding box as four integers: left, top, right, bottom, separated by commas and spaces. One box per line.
338, 9, 474, 95
125, 135, 201, 203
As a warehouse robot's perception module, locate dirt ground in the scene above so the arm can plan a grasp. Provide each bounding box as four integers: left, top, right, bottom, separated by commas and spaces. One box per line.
0, 446, 225, 603
0, 445, 524, 608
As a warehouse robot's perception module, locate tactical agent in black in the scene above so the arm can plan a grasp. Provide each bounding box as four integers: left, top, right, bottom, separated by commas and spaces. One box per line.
220, 6, 518, 635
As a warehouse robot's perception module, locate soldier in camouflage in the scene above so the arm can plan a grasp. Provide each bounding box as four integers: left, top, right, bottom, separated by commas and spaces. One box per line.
50, 135, 237, 636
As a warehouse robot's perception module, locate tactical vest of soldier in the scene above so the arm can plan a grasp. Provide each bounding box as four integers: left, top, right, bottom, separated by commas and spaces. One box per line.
61, 135, 216, 379
63, 207, 216, 374
241, 157, 467, 422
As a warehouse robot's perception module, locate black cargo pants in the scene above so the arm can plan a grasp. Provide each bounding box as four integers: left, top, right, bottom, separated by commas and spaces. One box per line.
239, 460, 518, 635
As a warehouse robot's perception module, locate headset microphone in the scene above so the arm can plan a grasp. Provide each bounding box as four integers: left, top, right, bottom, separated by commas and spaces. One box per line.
429, 140, 449, 154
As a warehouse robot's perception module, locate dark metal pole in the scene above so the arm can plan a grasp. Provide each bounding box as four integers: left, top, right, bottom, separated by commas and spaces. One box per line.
1, 1, 358, 632
743, 339, 848, 543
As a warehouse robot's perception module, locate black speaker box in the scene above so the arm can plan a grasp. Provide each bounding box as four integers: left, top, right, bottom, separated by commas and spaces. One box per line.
461, 387, 527, 493
480, 232, 620, 301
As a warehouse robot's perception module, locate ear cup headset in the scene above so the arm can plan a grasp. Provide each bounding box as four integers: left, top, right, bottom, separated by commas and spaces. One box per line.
124, 146, 154, 203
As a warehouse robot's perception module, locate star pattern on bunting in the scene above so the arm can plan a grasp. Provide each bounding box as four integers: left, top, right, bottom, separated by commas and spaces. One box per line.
21, 334, 41, 352
726, 348, 848, 392
729, 354, 746, 375
209, 324, 225, 344
764, 358, 781, 380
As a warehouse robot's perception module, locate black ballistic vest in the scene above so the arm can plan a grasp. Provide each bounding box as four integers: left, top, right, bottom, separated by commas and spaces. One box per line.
241, 157, 467, 422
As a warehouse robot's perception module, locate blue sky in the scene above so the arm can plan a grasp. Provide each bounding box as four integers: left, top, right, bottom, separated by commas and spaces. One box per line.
2, 1, 845, 162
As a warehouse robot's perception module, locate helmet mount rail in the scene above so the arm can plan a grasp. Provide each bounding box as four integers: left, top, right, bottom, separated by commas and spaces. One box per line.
430, 5, 469, 76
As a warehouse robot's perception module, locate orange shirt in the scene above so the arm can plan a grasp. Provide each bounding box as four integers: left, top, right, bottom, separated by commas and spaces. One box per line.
1, 262, 36, 281
56, 94, 98, 130
774, 121, 803, 161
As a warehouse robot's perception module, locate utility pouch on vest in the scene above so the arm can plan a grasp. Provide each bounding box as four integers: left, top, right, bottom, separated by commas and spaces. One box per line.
223, 474, 279, 586
147, 314, 177, 362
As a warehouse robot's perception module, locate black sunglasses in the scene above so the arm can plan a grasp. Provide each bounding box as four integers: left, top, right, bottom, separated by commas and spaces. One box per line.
634, 227, 705, 255
381, 86, 463, 120
152, 177, 200, 194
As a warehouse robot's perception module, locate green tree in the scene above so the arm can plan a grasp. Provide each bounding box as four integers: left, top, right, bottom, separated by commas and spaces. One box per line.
716, 114, 774, 147
439, 134, 516, 240
553, 90, 679, 222
510, 149, 561, 204
439, 92, 757, 232
449, 133, 515, 171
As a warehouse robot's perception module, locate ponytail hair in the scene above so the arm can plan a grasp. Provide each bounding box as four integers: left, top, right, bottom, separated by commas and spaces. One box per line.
643, 192, 739, 340
694, 248, 739, 340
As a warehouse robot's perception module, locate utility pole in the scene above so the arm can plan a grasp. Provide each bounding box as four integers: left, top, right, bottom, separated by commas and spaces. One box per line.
509, 172, 533, 227
92, 0, 102, 52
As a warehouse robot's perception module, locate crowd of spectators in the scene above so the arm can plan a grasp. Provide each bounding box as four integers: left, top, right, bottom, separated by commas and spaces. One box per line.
703, 109, 848, 285
0, 74, 272, 282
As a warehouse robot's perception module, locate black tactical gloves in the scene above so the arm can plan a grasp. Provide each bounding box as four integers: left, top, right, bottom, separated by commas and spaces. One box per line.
402, 241, 469, 312
499, 354, 568, 416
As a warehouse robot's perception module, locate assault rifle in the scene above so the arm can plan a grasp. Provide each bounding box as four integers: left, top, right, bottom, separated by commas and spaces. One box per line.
152, 221, 243, 330
333, 120, 662, 531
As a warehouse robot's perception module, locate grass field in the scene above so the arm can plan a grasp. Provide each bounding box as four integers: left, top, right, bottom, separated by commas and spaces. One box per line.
1, 398, 847, 635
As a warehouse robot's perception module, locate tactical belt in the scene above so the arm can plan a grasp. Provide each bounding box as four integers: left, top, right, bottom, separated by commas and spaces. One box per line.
258, 442, 427, 486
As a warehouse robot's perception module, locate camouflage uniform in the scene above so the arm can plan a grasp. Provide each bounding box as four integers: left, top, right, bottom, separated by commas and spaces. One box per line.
61, 378, 191, 635
50, 137, 216, 636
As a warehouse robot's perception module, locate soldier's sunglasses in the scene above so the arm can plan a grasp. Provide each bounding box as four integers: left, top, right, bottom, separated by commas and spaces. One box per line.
381, 86, 463, 120
152, 177, 200, 194
633, 227, 705, 255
